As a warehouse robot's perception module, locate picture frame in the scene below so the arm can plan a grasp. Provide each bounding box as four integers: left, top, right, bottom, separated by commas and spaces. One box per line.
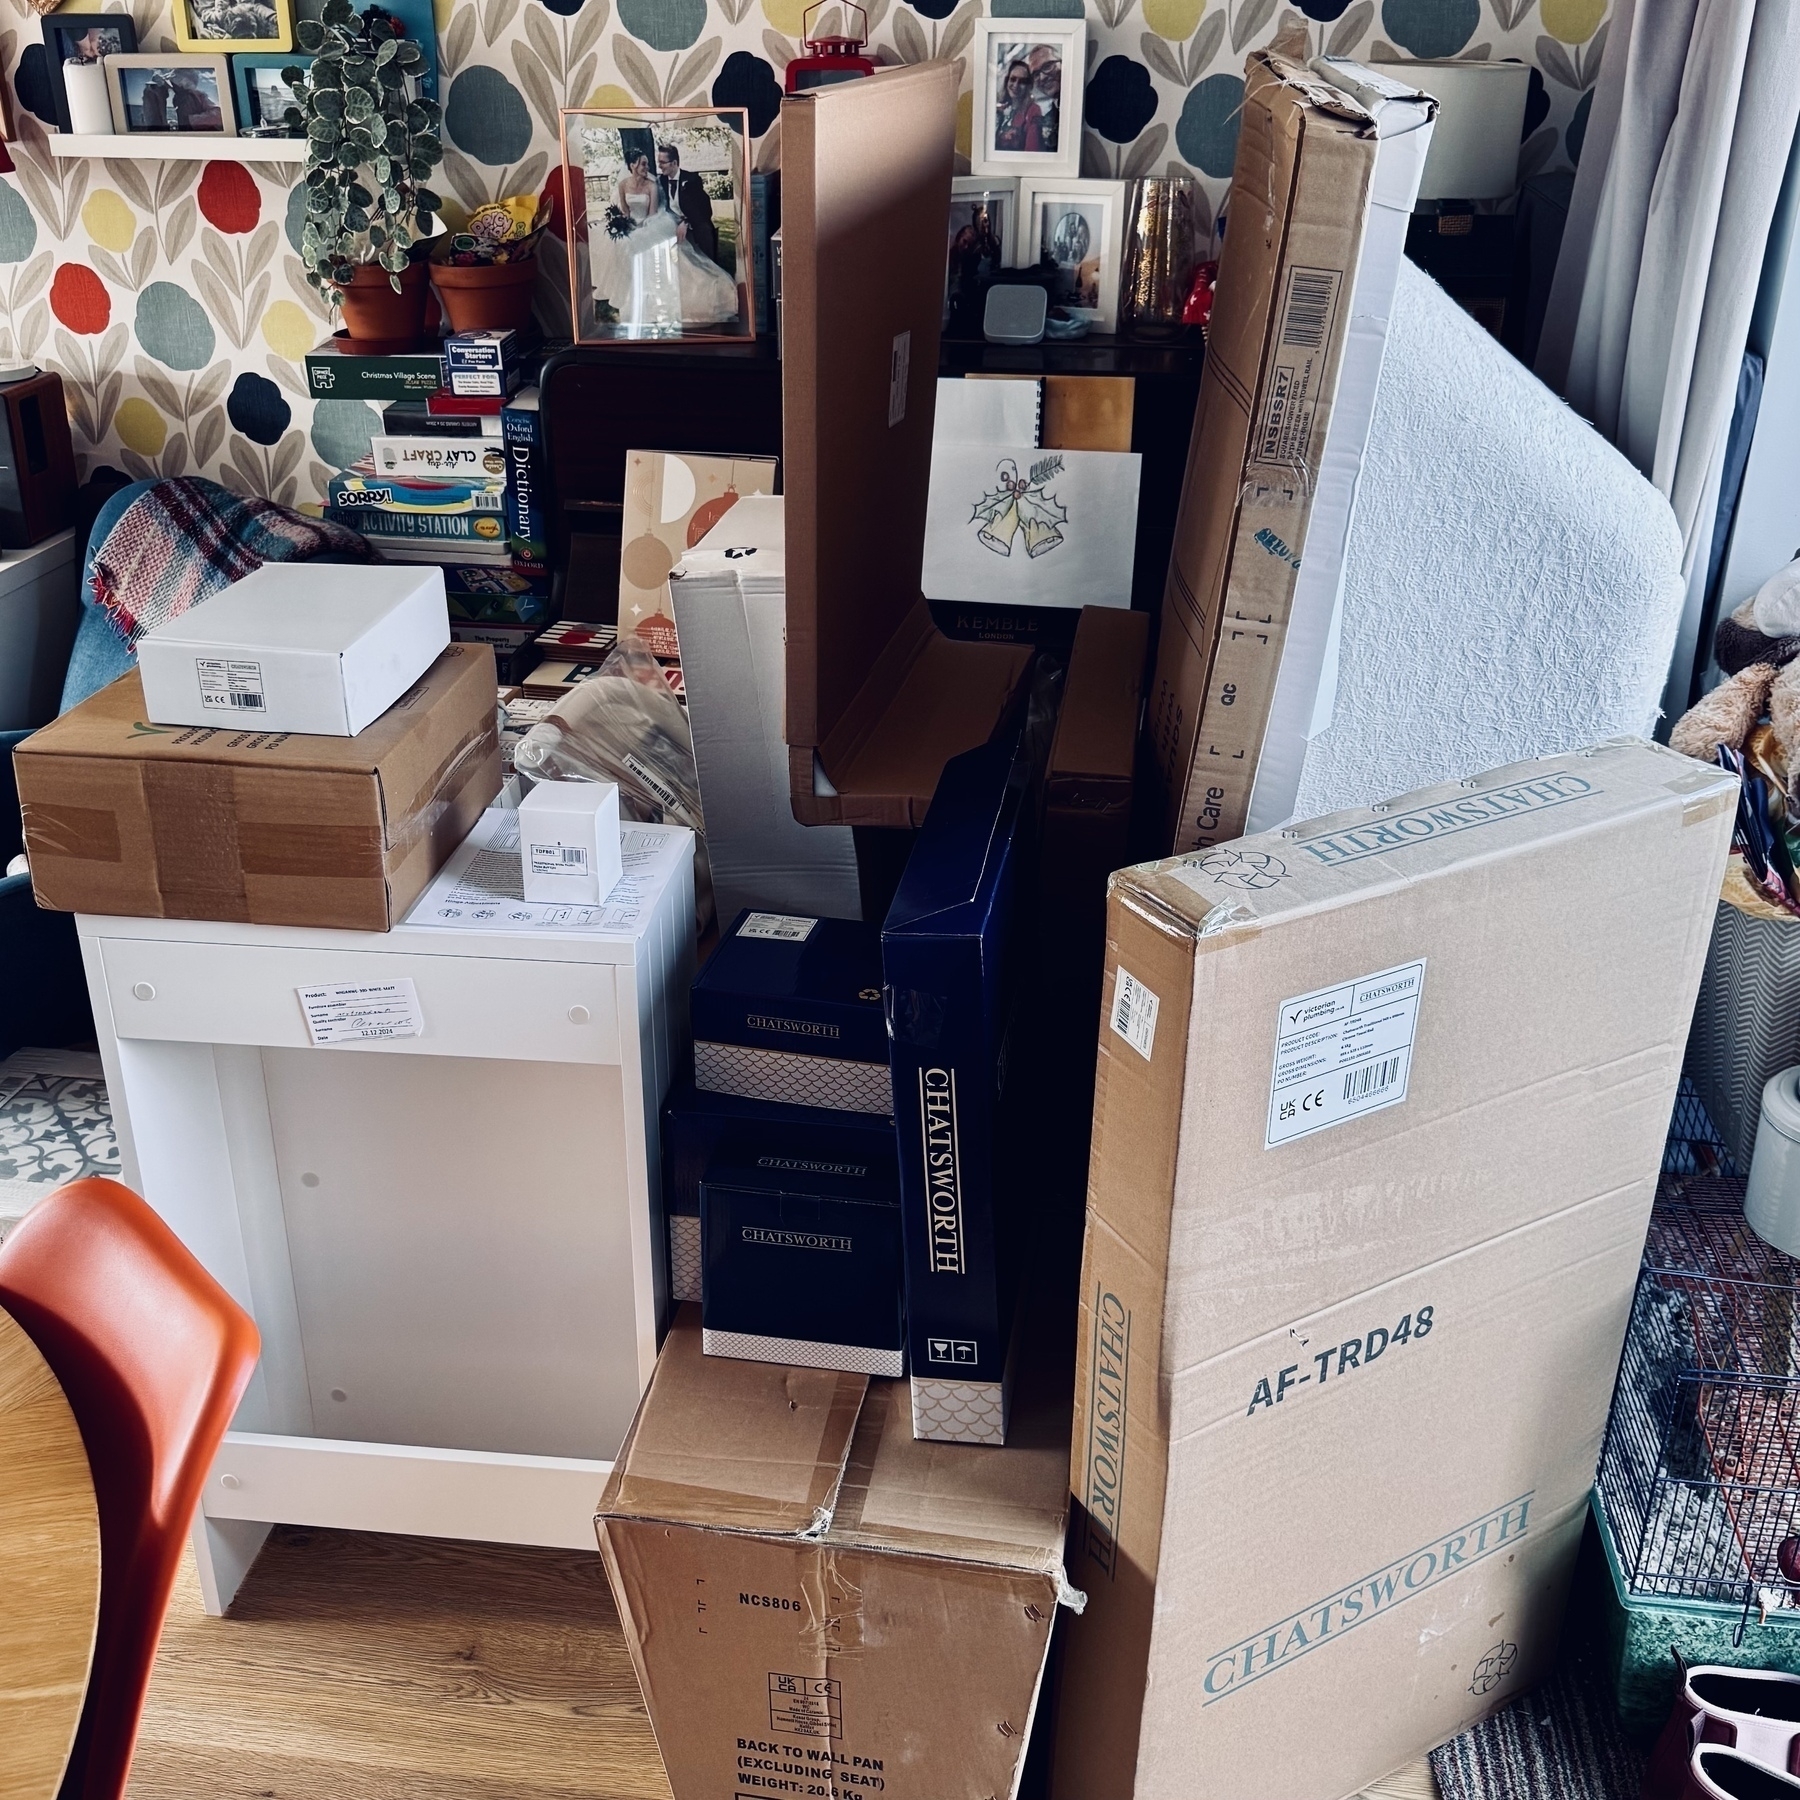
945, 175, 1016, 326
39, 12, 139, 134
1017, 177, 1125, 333
105, 53, 235, 135
229, 50, 308, 132
969, 18, 1084, 180
170, 0, 292, 56
560, 105, 756, 345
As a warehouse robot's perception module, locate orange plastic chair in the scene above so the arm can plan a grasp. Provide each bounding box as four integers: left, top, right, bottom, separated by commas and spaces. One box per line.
0, 1176, 260, 1800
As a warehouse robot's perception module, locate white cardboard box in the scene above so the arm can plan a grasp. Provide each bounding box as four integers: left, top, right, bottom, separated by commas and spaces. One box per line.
1052, 739, 1736, 1800
671, 495, 862, 922
136, 563, 451, 735
519, 779, 623, 904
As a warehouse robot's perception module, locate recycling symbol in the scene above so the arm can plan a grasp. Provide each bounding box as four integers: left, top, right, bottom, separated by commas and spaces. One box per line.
1196, 849, 1288, 891
1468, 1641, 1518, 1696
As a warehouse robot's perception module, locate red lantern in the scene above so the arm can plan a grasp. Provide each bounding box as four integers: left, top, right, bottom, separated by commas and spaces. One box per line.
784, 1, 876, 93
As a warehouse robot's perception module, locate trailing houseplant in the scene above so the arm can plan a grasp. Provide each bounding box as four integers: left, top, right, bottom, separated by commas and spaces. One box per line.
290, 0, 444, 349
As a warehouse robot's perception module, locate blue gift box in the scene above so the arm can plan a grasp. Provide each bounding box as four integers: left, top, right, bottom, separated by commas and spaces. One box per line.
662, 1077, 895, 1304
690, 911, 891, 1115
700, 1131, 904, 1376
882, 734, 1030, 1445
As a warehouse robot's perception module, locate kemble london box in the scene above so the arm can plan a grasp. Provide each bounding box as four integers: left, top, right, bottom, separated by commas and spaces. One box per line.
1051, 740, 1736, 1800
16, 645, 500, 931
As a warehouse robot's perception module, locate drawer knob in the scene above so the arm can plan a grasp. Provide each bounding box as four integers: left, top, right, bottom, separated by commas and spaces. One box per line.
220, 1473, 241, 1491
131, 981, 156, 1001
568, 1004, 590, 1025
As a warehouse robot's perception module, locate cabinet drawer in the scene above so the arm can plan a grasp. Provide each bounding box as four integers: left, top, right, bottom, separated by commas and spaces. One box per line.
98, 937, 621, 1064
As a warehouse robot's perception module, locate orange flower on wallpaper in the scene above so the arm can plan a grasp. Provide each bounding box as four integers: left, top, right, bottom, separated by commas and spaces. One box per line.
198, 162, 261, 235
50, 262, 109, 334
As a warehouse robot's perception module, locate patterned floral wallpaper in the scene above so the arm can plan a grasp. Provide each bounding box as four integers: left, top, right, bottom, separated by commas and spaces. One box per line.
0, 0, 1610, 507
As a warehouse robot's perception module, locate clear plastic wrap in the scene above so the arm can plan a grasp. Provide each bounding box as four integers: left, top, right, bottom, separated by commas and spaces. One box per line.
513, 634, 714, 929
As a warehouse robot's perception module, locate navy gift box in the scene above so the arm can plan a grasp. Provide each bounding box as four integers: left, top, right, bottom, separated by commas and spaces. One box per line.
662, 1078, 895, 1304
690, 911, 890, 1114
883, 735, 1031, 1445
700, 1132, 904, 1376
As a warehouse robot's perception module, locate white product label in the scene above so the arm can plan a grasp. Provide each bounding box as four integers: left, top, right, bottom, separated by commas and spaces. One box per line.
738, 912, 818, 942
1109, 967, 1159, 1061
621, 751, 680, 813
196, 658, 266, 712
529, 840, 590, 875
1266, 959, 1425, 1149
298, 978, 425, 1046
888, 330, 911, 427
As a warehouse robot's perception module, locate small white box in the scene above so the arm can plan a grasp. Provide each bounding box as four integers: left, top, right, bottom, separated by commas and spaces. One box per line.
519, 780, 622, 904
136, 564, 451, 736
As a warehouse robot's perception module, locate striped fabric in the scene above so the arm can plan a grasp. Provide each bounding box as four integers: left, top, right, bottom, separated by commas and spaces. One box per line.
1430, 1646, 1645, 1800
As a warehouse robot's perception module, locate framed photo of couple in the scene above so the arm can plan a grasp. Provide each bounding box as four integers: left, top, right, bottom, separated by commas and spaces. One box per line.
560, 105, 755, 344
969, 18, 1084, 180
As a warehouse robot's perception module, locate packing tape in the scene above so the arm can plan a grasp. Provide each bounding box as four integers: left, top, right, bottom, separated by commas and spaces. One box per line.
144, 761, 250, 921
19, 801, 122, 863
384, 721, 501, 862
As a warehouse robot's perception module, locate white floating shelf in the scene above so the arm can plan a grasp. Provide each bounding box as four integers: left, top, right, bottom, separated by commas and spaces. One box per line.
47, 134, 307, 161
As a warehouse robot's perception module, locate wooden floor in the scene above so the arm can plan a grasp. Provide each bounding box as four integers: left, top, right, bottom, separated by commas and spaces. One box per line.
125, 1527, 1437, 1800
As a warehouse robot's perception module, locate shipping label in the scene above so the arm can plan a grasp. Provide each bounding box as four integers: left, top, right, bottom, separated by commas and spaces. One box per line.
1253, 265, 1341, 470
739, 913, 818, 942
528, 840, 590, 875
1266, 959, 1424, 1148
196, 658, 266, 713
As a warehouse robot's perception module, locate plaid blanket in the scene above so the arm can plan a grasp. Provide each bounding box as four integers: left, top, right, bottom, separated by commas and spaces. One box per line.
90, 477, 376, 645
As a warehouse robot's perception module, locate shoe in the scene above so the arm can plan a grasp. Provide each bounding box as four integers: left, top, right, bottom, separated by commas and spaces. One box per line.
1645, 1668, 1800, 1800
1692, 1747, 1800, 1799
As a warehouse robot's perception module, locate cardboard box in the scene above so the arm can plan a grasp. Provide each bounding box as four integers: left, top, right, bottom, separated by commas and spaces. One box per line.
692, 910, 891, 1115
519, 777, 621, 904
17, 644, 501, 930
1051, 740, 1737, 1800
883, 735, 1030, 1444
671, 494, 861, 924
1146, 53, 1433, 854
664, 1076, 897, 1304
700, 1130, 904, 1375
595, 1307, 1074, 1800
781, 66, 1033, 828
135, 563, 451, 736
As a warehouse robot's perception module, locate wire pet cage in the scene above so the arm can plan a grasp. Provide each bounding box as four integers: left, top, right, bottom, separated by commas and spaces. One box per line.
1598, 1090, 1800, 1637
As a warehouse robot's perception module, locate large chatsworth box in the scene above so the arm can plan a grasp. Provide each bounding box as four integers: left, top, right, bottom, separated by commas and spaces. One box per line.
1052, 740, 1737, 1800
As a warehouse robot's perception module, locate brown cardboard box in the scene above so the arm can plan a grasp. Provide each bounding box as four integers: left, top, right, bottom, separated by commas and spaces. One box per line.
1051, 740, 1736, 1800
781, 66, 1033, 829
596, 1307, 1074, 1800
16, 644, 500, 931
1147, 53, 1410, 854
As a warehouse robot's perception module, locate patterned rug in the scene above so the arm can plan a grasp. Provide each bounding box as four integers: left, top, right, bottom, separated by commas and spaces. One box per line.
1431, 1636, 1646, 1800
0, 1048, 120, 1241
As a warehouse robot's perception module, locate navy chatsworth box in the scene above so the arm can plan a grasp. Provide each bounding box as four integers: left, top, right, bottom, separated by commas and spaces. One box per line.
883, 735, 1030, 1446
662, 1077, 896, 1304
690, 911, 890, 1114
700, 1131, 904, 1375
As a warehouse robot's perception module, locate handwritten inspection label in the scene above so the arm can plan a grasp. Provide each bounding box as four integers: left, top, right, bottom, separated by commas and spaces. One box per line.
297, 979, 425, 1046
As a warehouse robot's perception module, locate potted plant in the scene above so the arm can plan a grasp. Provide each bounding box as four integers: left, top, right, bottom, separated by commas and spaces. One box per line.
290, 0, 443, 352
429, 194, 550, 335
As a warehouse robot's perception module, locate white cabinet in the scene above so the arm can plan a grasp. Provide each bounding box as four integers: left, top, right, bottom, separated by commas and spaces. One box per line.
78, 818, 694, 1613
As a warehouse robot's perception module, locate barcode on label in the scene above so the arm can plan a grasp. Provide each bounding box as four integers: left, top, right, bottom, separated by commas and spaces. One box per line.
222, 691, 263, 708
1281, 268, 1339, 349
1344, 1056, 1402, 1103
1110, 967, 1160, 1061
557, 847, 583, 864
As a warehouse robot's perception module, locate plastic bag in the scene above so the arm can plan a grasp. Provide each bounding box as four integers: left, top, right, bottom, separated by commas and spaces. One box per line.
514, 633, 714, 930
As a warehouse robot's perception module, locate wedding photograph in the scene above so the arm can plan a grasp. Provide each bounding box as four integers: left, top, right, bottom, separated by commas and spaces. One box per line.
106, 54, 235, 134
971, 19, 1084, 178
563, 107, 752, 342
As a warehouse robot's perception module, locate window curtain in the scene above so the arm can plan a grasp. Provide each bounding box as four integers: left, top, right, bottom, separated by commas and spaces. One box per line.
1534, 0, 1800, 593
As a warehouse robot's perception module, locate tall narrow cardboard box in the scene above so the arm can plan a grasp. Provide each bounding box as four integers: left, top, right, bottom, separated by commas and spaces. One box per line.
1052, 741, 1735, 1800
1147, 52, 1434, 854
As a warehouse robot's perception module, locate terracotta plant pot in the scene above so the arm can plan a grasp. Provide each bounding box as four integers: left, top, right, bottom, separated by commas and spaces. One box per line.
429, 257, 540, 334
332, 260, 431, 353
